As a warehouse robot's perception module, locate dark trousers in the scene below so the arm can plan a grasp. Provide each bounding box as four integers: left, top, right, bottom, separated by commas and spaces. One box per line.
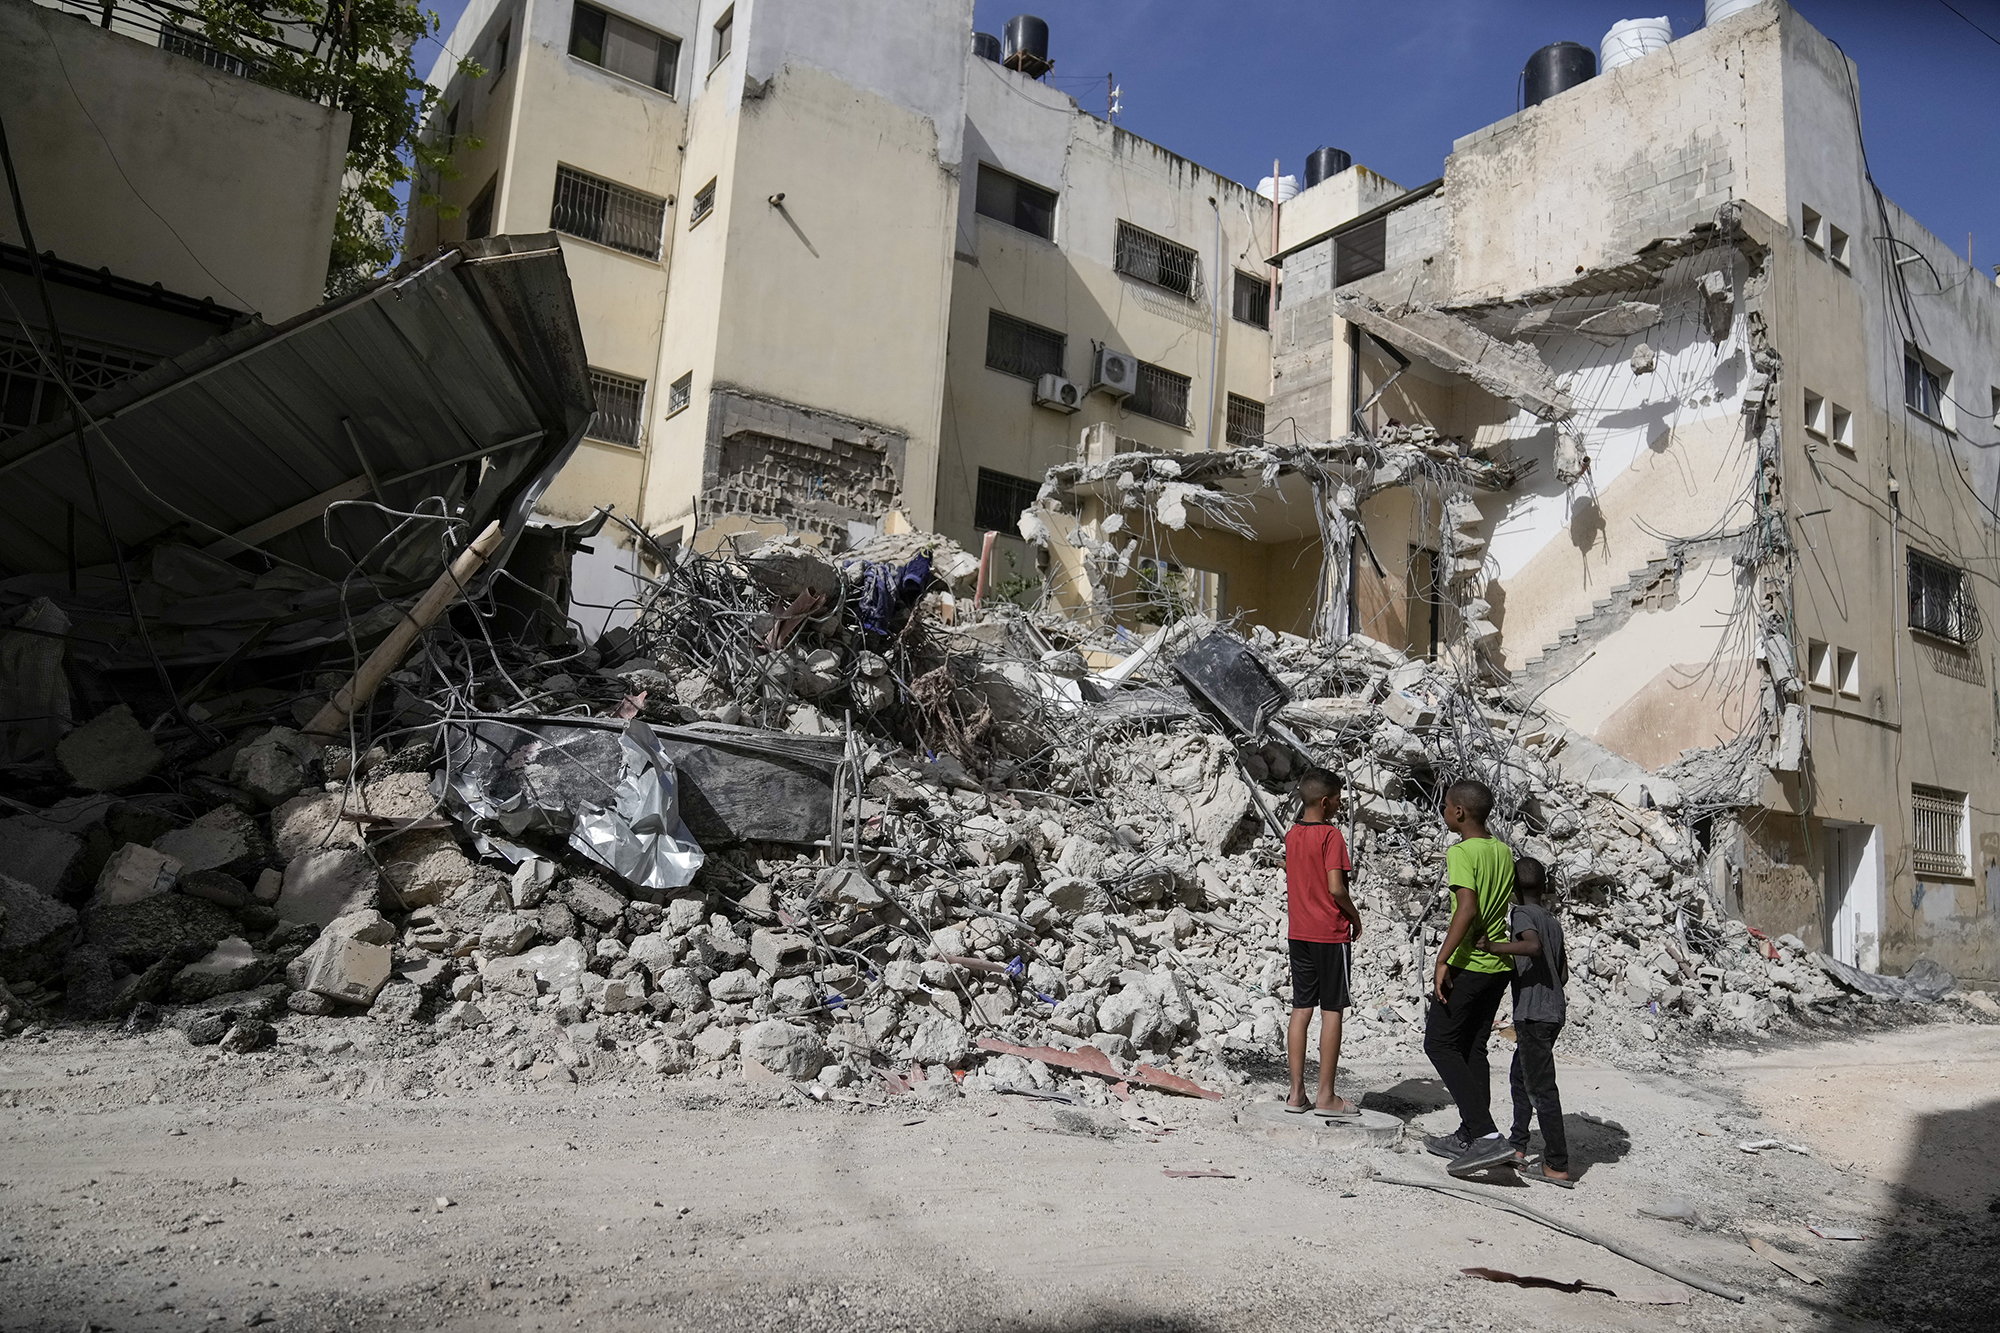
1509, 1018, 1568, 1171
1423, 966, 1511, 1140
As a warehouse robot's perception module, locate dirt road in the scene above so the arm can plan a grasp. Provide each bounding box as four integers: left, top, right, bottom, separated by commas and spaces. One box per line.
1, 1017, 1993, 1332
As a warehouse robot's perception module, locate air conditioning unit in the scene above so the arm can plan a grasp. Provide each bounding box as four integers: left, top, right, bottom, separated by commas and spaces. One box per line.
1093, 346, 1138, 397
1034, 374, 1081, 413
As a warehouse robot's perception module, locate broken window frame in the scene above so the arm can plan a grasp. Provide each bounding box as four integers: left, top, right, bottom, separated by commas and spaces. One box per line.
568, 2, 680, 96
585, 368, 647, 448
1231, 270, 1271, 329
973, 467, 1040, 534
1126, 360, 1192, 428
1907, 548, 1979, 646
975, 165, 1057, 241
1911, 783, 1969, 879
159, 23, 260, 79
984, 311, 1065, 382
1, 332, 153, 439
550, 164, 667, 260
1224, 392, 1265, 446
666, 371, 693, 419
1115, 221, 1201, 300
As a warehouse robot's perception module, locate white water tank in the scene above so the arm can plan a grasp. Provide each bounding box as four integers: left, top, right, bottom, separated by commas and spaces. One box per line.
1256, 175, 1300, 203
1602, 17, 1673, 71
1706, 0, 1762, 24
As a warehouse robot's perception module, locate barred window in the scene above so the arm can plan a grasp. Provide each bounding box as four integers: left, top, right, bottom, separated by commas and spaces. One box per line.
666, 371, 692, 418
1912, 784, 1968, 879
1, 334, 153, 438
1127, 361, 1191, 427
159, 24, 256, 78
1908, 549, 1979, 645
551, 165, 665, 259
984, 311, 1065, 382
586, 368, 646, 447
568, 3, 679, 95
1335, 216, 1387, 286
974, 468, 1041, 533
1115, 221, 1200, 298
1232, 271, 1271, 329
1226, 393, 1265, 446
689, 178, 716, 228
975, 166, 1057, 240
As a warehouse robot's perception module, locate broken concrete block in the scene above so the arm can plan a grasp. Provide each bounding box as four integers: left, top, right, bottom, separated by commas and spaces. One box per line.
0, 817, 84, 896
377, 829, 474, 908
652, 966, 710, 1013
817, 864, 887, 911
625, 932, 679, 981
481, 938, 587, 997
276, 848, 382, 926
1378, 691, 1436, 730
478, 912, 536, 956
1630, 342, 1657, 374
62, 945, 133, 1020
229, 727, 316, 807
691, 1024, 738, 1061
664, 897, 707, 935
1044, 876, 1110, 919
270, 792, 363, 862
510, 858, 555, 909
708, 968, 760, 1003
561, 877, 627, 929
218, 1019, 276, 1053
251, 868, 282, 905
370, 979, 424, 1022
593, 974, 648, 1014
56, 705, 162, 792
152, 807, 260, 877
287, 990, 338, 1016
178, 870, 251, 910
0, 872, 80, 983
770, 974, 818, 1016
906, 1014, 970, 1067
92, 843, 181, 908
83, 892, 235, 967
171, 937, 272, 1004
288, 927, 393, 1006
882, 958, 924, 994
749, 929, 813, 977
740, 1019, 828, 1079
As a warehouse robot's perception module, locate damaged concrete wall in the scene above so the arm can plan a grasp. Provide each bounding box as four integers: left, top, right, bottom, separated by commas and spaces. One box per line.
698, 387, 908, 545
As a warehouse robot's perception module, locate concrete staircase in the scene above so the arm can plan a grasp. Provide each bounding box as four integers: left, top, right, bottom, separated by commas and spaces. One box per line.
1509, 553, 1680, 701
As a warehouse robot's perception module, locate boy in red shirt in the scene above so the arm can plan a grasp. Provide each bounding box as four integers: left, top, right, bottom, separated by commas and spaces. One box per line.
1284, 769, 1363, 1117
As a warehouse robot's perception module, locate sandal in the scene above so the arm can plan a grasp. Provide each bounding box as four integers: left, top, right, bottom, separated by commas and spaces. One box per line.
1312, 1097, 1363, 1120
1283, 1098, 1312, 1115
1525, 1164, 1576, 1189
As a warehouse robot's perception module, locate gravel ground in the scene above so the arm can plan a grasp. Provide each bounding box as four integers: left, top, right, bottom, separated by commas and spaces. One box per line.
0, 1017, 1994, 1333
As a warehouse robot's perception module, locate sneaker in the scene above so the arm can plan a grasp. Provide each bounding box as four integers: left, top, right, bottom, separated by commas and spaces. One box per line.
1424, 1131, 1470, 1160
1447, 1133, 1521, 1178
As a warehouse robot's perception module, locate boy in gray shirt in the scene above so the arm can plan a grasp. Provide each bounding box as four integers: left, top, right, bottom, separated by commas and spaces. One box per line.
1475, 857, 1572, 1186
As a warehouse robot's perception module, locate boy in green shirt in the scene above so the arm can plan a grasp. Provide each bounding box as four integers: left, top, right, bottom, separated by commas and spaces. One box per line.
1421, 779, 1519, 1178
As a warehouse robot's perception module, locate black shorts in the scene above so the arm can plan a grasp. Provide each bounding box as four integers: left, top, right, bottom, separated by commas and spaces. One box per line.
1288, 940, 1352, 1012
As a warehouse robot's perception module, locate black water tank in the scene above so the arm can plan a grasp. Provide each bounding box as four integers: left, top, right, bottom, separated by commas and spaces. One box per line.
1002, 14, 1052, 78
971, 31, 1002, 62
1523, 41, 1595, 108
1304, 147, 1352, 188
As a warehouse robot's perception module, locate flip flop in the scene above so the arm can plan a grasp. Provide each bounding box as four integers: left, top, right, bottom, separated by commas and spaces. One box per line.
1312, 1097, 1363, 1120
1525, 1164, 1576, 1189
1283, 1099, 1312, 1115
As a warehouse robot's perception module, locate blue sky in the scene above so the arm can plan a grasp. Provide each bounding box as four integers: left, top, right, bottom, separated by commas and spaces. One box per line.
417, 0, 2000, 267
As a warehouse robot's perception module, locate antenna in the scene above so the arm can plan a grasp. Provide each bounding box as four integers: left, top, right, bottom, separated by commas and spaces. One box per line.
1108, 73, 1122, 122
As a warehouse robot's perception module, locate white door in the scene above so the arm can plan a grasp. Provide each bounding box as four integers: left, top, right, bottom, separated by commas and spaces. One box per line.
1829, 824, 1882, 970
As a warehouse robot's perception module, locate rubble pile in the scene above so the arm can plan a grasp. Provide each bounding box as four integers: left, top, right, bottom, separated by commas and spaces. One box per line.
0, 527, 1970, 1102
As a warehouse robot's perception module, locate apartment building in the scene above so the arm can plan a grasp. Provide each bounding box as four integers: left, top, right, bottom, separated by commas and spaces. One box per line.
410, 3, 1301, 601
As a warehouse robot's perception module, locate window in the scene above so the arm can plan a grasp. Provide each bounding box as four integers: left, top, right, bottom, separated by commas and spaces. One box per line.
666, 372, 693, 418
1801, 203, 1825, 251
159, 24, 257, 78
1226, 393, 1265, 445
1232, 270, 1271, 329
1908, 549, 1980, 645
464, 175, 497, 241
1836, 647, 1860, 698
1, 333, 153, 438
1830, 403, 1853, 452
711, 7, 733, 70
1904, 346, 1952, 427
1991, 387, 2000, 431
1127, 360, 1191, 427
974, 165, 1057, 241
1803, 389, 1827, 439
444, 103, 459, 147
551, 165, 666, 259
586, 368, 647, 447
568, 3, 679, 95
689, 178, 716, 228
493, 21, 511, 75
1828, 224, 1850, 269
1115, 221, 1200, 298
974, 468, 1041, 533
1335, 216, 1387, 286
984, 312, 1065, 382
1806, 638, 1832, 690
1911, 784, 1969, 879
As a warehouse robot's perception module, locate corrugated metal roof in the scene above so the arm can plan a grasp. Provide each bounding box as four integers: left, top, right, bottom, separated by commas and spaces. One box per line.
0, 233, 593, 587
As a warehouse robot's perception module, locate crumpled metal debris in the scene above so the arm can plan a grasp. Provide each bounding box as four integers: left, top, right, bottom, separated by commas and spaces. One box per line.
1814, 953, 1953, 1004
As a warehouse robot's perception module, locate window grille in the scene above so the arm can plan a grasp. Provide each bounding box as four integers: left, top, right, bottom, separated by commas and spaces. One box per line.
1127, 361, 1191, 427
1232, 271, 1271, 329
984, 311, 1065, 381
974, 468, 1041, 533
586, 368, 646, 447
666, 372, 692, 418
568, 3, 678, 94
975, 166, 1057, 240
551, 165, 665, 259
1, 334, 153, 438
1908, 549, 1979, 645
1904, 349, 1947, 422
1115, 221, 1200, 299
1335, 217, 1387, 285
159, 24, 255, 78
689, 178, 716, 228
1911, 784, 1968, 878
1226, 393, 1265, 445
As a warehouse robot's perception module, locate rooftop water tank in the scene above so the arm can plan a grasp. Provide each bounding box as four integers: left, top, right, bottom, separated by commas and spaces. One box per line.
1706, 0, 1762, 24
1304, 147, 1352, 188
1256, 175, 1301, 204
1602, 17, 1673, 71
1002, 15, 1052, 78
971, 31, 1002, 62
1523, 41, 1595, 108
